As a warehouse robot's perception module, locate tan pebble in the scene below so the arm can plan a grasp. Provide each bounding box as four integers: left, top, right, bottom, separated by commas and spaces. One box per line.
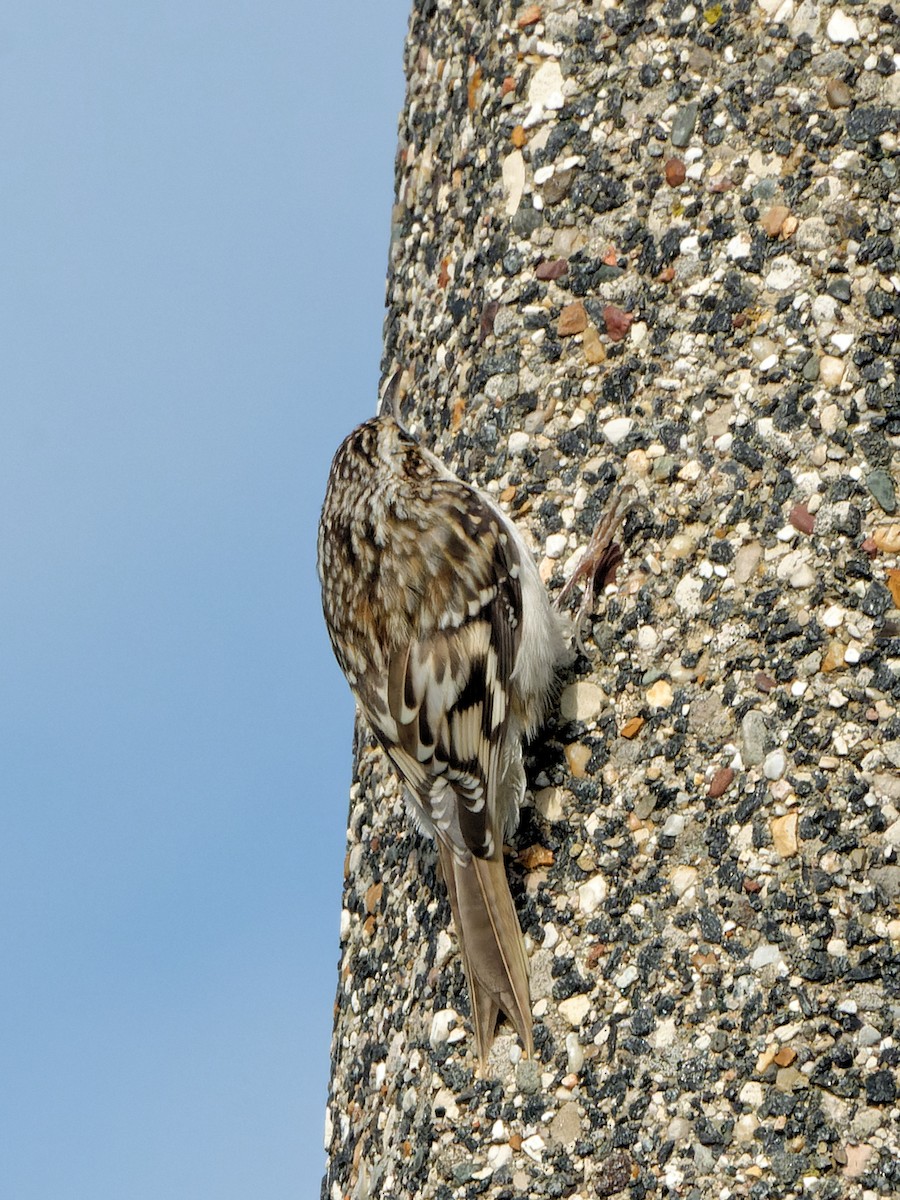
670, 865, 699, 898
549, 1101, 583, 1148
560, 681, 605, 721
775, 1066, 804, 1093
624, 448, 650, 477
756, 1046, 778, 1073
774, 1046, 797, 1067
665, 532, 697, 559
558, 994, 591, 1027
734, 1114, 759, 1142
734, 541, 763, 584
510, 124, 526, 148
843, 1144, 876, 1180
819, 355, 845, 388
820, 402, 842, 434
535, 787, 564, 821
781, 215, 798, 238
565, 743, 592, 778
558, 301, 587, 336
825, 77, 852, 108
872, 523, 900, 552
519, 844, 554, 869
705, 400, 733, 439
620, 716, 645, 740
760, 205, 790, 237
581, 323, 606, 363
771, 812, 799, 857
365, 881, 383, 914
822, 642, 846, 672
646, 679, 674, 708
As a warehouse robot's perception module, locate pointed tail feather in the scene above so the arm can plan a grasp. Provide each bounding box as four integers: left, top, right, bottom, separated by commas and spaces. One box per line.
437, 840, 534, 1068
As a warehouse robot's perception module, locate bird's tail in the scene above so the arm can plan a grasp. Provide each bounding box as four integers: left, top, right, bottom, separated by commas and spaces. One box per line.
437, 840, 534, 1070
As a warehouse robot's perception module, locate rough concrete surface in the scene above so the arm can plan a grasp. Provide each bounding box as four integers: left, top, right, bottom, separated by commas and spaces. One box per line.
323, 2, 900, 1197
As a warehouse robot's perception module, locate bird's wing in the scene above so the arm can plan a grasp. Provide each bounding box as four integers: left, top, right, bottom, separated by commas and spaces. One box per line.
356, 480, 522, 856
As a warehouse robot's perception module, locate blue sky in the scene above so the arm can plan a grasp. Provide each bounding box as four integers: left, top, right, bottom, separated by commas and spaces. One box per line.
0, 3, 409, 1194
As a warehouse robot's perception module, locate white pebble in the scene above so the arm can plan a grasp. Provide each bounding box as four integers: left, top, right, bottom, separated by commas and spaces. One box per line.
750, 943, 786, 971
508, 430, 530, 454
671, 864, 699, 898
819, 355, 845, 388
565, 1032, 584, 1074
763, 749, 786, 780
521, 1134, 546, 1162
637, 625, 659, 651
790, 563, 816, 589
830, 331, 854, 353
727, 232, 752, 260
545, 532, 568, 559
674, 575, 704, 617
559, 994, 591, 1027
603, 416, 634, 445
528, 60, 564, 108
577, 873, 608, 914
822, 604, 845, 629
430, 1009, 458, 1047
765, 256, 803, 291
826, 9, 859, 43
614, 965, 639, 991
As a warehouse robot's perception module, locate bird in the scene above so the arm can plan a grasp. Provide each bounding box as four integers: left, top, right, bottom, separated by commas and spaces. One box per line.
317, 377, 631, 1069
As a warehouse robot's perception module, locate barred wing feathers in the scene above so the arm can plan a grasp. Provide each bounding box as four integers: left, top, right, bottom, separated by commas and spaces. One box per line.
356, 481, 534, 1062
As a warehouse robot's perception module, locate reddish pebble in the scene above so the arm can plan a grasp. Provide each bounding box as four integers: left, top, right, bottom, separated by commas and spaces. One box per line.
603, 304, 633, 341
861, 536, 878, 557
516, 4, 541, 27
535, 258, 568, 281
755, 671, 777, 693
743, 877, 762, 894
664, 158, 686, 186
707, 766, 734, 798
789, 503, 815, 534
479, 300, 499, 343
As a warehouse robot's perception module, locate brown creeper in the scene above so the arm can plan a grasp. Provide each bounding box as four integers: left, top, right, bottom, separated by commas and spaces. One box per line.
318, 401, 629, 1067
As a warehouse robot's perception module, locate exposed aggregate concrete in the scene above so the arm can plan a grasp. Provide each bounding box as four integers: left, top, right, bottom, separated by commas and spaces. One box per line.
323, 2, 900, 1197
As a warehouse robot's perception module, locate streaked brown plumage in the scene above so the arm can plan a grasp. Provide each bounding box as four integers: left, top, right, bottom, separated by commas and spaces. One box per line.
318, 403, 631, 1069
